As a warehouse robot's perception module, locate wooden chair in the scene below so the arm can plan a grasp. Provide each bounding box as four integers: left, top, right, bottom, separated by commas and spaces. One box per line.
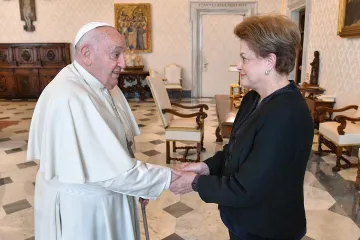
163, 64, 183, 100
146, 72, 208, 163
316, 104, 360, 176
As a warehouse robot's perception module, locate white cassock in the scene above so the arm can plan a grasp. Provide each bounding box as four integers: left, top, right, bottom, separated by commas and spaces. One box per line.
27, 60, 171, 240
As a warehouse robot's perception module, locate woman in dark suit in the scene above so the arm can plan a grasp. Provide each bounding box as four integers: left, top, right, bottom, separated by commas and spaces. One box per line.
170, 14, 314, 240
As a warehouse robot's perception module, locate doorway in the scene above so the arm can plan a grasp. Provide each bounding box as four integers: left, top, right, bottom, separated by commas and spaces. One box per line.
295, 8, 306, 85
190, 2, 257, 98
201, 14, 244, 97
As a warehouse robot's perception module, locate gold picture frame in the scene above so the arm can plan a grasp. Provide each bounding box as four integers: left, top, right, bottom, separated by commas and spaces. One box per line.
114, 3, 152, 53
337, 0, 360, 38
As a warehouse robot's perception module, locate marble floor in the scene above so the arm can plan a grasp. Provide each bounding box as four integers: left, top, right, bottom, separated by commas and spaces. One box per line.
0, 98, 360, 240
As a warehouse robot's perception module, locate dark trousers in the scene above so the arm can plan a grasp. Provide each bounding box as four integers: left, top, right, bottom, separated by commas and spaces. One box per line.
229, 230, 305, 240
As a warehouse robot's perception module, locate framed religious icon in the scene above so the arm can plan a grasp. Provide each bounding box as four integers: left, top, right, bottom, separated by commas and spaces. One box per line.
114, 3, 152, 53
337, 0, 360, 38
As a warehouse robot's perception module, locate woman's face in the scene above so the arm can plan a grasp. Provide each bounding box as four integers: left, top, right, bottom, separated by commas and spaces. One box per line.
237, 40, 268, 90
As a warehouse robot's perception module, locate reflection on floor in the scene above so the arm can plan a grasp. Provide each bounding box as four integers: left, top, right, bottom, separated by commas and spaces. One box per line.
0, 98, 359, 240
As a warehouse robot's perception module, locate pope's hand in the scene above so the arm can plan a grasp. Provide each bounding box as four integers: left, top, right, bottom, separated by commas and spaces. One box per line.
140, 198, 149, 208
171, 169, 181, 182
176, 162, 210, 175
169, 169, 197, 195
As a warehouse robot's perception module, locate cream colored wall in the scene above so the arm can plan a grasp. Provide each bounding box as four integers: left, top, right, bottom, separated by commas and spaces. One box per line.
0, 0, 114, 55
0, 0, 282, 91
303, 0, 360, 108
113, 0, 283, 90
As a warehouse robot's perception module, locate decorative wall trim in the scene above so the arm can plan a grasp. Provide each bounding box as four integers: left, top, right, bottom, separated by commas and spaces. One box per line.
287, 0, 310, 83
287, 0, 306, 10
190, 1, 257, 98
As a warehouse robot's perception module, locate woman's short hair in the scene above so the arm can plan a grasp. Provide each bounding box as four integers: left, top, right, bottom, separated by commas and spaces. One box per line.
234, 14, 301, 75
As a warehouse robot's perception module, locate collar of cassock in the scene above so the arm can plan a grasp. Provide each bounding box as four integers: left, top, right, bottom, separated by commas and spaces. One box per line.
73, 60, 106, 91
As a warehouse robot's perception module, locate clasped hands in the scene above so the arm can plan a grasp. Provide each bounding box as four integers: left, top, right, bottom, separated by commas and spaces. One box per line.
141, 162, 209, 208
169, 162, 209, 195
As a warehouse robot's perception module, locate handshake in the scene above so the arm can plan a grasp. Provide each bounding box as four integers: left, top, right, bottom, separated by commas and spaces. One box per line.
169, 161, 210, 195
141, 162, 210, 208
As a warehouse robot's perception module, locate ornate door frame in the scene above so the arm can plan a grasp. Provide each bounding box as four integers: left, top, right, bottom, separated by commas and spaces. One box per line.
190, 2, 258, 98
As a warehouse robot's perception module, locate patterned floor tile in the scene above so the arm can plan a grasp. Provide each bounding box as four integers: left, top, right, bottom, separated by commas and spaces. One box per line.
149, 139, 165, 145
5, 148, 23, 154
328, 202, 349, 217
16, 161, 37, 169
302, 236, 315, 240
0, 138, 11, 142
0, 177, 13, 186
163, 202, 194, 218
142, 149, 161, 157
0, 100, 359, 240
3, 199, 32, 215
14, 130, 28, 134
162, 233, 185, 240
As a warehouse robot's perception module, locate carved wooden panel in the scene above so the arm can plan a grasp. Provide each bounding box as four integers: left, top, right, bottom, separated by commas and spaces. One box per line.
14, 68, 40, 98
0, 49, 9, 63
39, 69, 59, 91
14, 46, 40, 67
0, 72, 15, 97
0, 47, 15, 67
40, 47, 64, 66
0, 43, 71, 99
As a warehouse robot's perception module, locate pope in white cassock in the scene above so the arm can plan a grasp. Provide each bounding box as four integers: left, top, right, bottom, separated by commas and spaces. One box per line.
27, 22, 177, 240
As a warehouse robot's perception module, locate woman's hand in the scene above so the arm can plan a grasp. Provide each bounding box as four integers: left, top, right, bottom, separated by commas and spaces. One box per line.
176, 162, 210, 175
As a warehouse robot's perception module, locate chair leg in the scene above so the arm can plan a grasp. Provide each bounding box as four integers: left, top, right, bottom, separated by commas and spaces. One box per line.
316, 134, 323, 155
173, 141, 176, 152
356, 157, 360, 187
345, 146, 352, 157
196, 143, 201, 162
166, 141, 170, 164
201, 133, 206, 152
332, 146, 343, 172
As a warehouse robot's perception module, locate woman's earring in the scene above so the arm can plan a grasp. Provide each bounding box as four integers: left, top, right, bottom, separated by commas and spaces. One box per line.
265, 69, 270, 75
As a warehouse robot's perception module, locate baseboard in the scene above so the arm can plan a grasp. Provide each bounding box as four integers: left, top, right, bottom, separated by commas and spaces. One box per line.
123, 90, 191, 99
166, 90, 191, 99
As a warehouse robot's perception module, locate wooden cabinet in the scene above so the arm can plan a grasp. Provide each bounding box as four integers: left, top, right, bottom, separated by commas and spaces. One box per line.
0, 70, 16, 98
0, 43, 71, 99
39, 68, 61, 91
118, 70, 150, 100
14, 68, 40, 98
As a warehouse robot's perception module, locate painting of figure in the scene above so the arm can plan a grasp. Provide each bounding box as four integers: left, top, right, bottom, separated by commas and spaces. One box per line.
114, 3, 151, 53
338, 0, 360, 37
345, 0, 360, 26
19, 0, 36, 32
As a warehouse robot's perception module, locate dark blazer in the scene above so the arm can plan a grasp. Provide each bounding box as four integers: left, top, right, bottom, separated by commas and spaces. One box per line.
197, 82, 314, 239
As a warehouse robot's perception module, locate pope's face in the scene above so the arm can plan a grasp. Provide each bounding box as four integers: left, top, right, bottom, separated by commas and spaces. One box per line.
92, 27, 126, 90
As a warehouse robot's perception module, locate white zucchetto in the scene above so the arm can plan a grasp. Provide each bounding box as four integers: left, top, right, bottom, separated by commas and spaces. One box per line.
74, 22, 112, 47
